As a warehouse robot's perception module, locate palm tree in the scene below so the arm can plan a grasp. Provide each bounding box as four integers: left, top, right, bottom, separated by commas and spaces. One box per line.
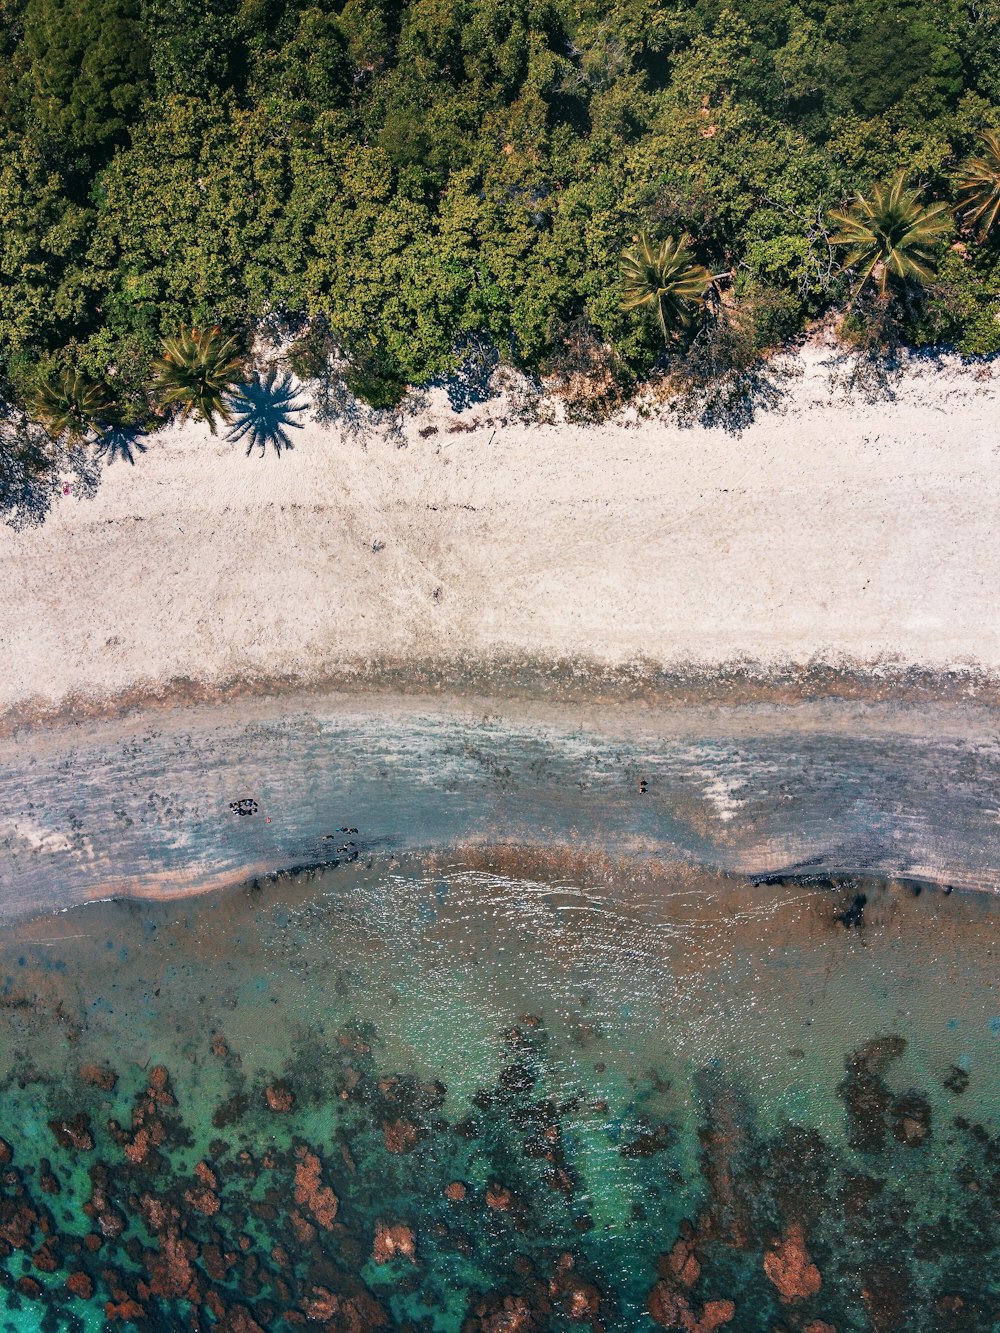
621, 232, 712, 343
153, 326, 245, 433
30, 368, 120, 441
828, 173, 952, 299
957, 129, 1000, 240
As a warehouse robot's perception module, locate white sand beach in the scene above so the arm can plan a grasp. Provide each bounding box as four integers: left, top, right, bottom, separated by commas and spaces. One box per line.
2, 345, 999, 723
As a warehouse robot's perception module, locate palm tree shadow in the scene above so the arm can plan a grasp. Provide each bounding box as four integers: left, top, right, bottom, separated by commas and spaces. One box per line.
227, 370, 307, 456
94, 427, 149, 466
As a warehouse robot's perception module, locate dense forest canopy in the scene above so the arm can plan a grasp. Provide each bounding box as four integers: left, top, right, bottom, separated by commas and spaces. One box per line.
0, 0, 998, 416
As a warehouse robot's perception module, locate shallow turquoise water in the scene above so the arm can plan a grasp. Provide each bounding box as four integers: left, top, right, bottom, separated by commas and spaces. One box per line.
1, 855, 999, 1330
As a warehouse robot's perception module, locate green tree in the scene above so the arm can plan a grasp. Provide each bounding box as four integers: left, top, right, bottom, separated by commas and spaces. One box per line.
29, 367, 119, 439
153, 326, 245, 433
620, 232, 711, 342
22, 0, 151, 156
828, 173, 952, 298
957, 130, 1000, 239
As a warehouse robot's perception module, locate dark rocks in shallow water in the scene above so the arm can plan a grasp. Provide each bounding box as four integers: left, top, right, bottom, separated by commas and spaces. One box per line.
212, 1092, 249, 1128
549, 1252, 602, 1321
648, 1223, 734, 1331
839, 1171, 885, 1220
78, 1063, 118, 1092
648, 1281, 735, 1330
889, 1092, 931, 1146
264, 1081, 293, 1113
944, 1064, 970, 1094
837, 1036, 907, 1154
382, 1117, 420, 1154
465, 1294, 535, 1333
66, 1270, 94, 1299
859, 1260, 914, 1332
293, 1146, 338, 1230
620, 1122, 674, 1158
835, 892, 867, 929
485, 1183, 514, 1211
104, 1297, 146, 1322
38, 1158, 60, 1195
48, 1112, 94, 1152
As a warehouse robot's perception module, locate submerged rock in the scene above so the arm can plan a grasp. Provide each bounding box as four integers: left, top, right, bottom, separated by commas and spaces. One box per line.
889, 1092, 931, 1146
763, 1223, 822, 1302
79, 1062, 118, 1091
293, 1146, 338, 1229
49, 1112, 94, 1152
66, 1270, 94, 1299
382, 1117, 420, 1154
265, 1082, 294, 1113
372, 1221, 416, 1263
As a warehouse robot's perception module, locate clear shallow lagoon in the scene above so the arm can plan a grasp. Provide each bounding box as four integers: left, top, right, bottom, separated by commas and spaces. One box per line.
1, 853, 999, 1330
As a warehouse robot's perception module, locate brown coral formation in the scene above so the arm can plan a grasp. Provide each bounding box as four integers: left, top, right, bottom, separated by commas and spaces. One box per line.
763, 1223, 822, 1302
48, 1113, 94, 1152
382, 1117, 419, 1153
648, 1224, 735, 1332
549, 1253, 601, 1321
372, 1221, 416, 1263
293, 1146, 338, 1229
79, 1063, 118, 1091
66, 1270, 94, 1299
265, 1081, 294, 1113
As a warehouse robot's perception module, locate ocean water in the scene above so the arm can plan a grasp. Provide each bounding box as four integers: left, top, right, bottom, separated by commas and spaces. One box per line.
1, 852, 999, 1331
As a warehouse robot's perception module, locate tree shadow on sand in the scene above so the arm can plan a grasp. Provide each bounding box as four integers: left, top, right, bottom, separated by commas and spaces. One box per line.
0, 408, 101, 530
93, 426, 149, 465
433, 335, 500, 412
227, 370, 307, 456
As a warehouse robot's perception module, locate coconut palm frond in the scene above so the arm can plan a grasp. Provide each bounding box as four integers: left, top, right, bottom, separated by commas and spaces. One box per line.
621, 232, 711, 342
30, 369, 120, 441
153, 326, 246, 434
957, 129, 1000, 239
828, 172, 952, 299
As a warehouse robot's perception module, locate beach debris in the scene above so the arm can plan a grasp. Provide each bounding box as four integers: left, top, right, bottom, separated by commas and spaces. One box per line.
229, 798, 258, 817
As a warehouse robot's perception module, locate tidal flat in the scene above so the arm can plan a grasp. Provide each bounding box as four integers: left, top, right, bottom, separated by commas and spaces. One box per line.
1, 852, 999, 1331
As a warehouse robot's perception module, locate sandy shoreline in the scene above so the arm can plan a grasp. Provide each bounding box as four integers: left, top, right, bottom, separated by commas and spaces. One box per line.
3, 349, 1000, 916
2, 345, 999, 724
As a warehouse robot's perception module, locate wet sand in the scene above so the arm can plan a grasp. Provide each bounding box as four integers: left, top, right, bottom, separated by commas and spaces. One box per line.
3, 687, 1000, 922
